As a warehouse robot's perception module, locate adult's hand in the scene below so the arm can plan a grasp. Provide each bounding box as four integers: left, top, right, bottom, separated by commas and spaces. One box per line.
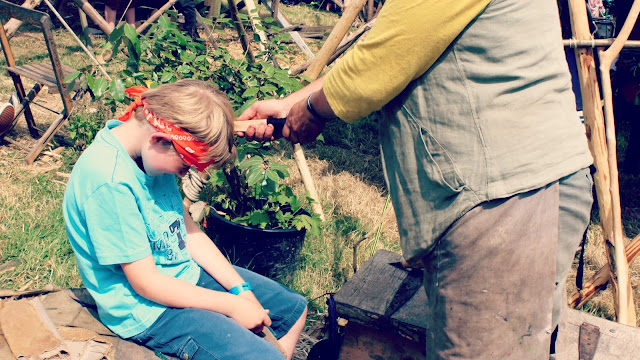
236, 99, 291, 142
283, 98, 326, 145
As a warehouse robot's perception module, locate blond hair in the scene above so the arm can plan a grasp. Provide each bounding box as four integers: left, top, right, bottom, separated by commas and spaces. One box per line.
133, 79, 236, 169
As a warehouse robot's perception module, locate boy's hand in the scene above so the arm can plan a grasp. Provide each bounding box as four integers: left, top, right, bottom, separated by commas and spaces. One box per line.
230, 297, 272, 333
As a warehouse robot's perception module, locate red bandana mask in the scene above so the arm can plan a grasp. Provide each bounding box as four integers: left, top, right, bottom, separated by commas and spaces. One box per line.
119, 86, 215, 172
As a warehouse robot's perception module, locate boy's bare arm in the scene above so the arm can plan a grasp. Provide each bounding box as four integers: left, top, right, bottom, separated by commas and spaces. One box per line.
121, 256, 271, 333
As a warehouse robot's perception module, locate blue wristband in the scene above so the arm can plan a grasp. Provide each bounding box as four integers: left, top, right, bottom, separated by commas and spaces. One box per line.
229, 282, 252, 295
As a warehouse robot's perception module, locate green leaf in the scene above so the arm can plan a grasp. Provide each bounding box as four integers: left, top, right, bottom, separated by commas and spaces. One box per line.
246, 167, 264, 187
237, 156, 263, 170
180, 50, 197, 62
242, 87, 259, 98
64, 71, 81, 83
265, 169, 280, 183
160, 72, 174, 83
109, 79, 126, 102
248, 210, 270, 228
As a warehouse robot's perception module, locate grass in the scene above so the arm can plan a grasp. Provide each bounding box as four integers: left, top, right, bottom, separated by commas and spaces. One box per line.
0, 0, 639, 340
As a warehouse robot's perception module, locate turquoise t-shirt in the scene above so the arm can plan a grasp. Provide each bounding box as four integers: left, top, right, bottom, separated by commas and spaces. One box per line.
63, 120, 200, 338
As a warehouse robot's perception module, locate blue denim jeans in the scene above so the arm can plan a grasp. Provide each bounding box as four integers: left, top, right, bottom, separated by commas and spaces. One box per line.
128, 266, 307, 360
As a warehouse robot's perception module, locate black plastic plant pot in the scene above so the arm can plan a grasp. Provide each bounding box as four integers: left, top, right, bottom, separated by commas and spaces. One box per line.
206, 210, 307, 282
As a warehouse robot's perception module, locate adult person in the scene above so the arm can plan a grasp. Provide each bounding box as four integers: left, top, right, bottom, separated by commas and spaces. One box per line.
104, 0, 136, 30
238, 0, 594, 358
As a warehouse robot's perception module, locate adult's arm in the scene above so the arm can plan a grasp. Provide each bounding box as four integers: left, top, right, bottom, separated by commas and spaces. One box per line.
324, 0, 491, 122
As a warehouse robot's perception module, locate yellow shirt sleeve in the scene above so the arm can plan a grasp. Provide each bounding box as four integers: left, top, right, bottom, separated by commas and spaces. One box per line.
324, 0, 491, 123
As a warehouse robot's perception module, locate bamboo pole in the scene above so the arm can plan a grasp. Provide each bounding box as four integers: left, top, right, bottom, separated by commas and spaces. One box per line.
136, 0, 179, 34
304, 0, 367, 80
568, 0, 636, 325
3, 0, 43, 40
570, 233, 640, 309
72, 0, 113, 36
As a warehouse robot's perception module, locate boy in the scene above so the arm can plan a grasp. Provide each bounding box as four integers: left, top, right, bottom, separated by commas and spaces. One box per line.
63, 79, 307, 360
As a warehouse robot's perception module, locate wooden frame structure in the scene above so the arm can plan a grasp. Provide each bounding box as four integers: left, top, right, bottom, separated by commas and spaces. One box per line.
0, 0, 77, 164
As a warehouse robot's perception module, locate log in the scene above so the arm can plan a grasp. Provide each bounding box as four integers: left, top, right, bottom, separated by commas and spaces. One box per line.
304, 0, 367, 80
72, 0, 112, 36
568, 0, 635, 325
207, 0, 222, 20
3, 0, 43, 40
136, 0, 178, 34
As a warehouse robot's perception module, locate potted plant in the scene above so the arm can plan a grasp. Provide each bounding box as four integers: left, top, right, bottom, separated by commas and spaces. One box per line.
68, 17, 319, 280
200, 138, 321, 281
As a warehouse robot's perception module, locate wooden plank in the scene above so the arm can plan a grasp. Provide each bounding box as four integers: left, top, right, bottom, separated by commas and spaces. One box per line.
5, 62, 76, 90
335, 249, 424, 335
556, 309, 640, 359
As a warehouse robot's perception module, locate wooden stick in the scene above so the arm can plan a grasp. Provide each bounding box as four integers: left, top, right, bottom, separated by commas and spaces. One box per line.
43, 0, 111, 81
72, 0, 113, 36
568, 0, 636, 325
304, 0, 367, 80
195, 11, 218, 49
564, 38, 640, 48
570, 233, 640, 309
243, 0, 268, 52
261, 0, 314, 59
290, 18, 375, 76
3, 0, 43, 40
207, 0, 222, 20
228, 0, 255, 63
596, 0, 640, 326
136, 0, 179, 34
271, 0, 279, 20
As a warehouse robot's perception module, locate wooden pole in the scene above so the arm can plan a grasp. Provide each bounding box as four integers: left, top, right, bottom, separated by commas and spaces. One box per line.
271, 0, 279, 20
290, 17, 376, 76
597, 0, 640, 326
243, 0, 268, 52
261, 0, 314, 59
43, 0, 111, 81
567, 0, 636, 325
136, 0, 179, 34
304, 0, 367, 80
72, 0, 113, 36
228, 0, 255, 63
3, 0, 43, 40
195, 11, 218, 48
207, 0, 222, 20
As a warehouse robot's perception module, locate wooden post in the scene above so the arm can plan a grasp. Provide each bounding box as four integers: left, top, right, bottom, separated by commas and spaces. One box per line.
136, 0, 179, 34
72, 0, 113, 36
271, 0, 279, 20
195, 11, 218, 48
567, 0, 636, 325
304, 0, 367, 80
